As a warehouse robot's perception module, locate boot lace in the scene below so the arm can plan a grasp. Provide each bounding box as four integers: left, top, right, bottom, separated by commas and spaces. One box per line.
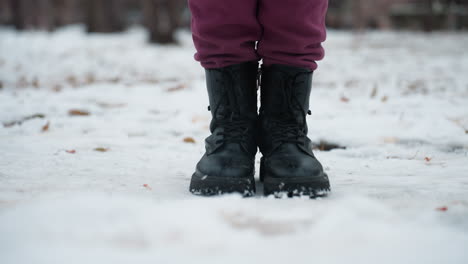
210, 68, 251, 145
267, 71, 310, 146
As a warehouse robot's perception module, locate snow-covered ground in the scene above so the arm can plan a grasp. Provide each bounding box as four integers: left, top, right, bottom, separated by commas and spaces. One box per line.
1, 26, 468, 263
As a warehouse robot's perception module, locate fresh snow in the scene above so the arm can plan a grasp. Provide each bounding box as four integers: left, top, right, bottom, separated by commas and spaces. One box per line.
1, 26, 468, 263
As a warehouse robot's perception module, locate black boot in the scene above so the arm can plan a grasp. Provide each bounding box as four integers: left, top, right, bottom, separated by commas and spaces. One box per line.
190, 61, 259, 196
258, 64, 330, 197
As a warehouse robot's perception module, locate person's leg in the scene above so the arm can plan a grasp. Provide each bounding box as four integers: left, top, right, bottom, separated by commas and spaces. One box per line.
188, 0, 260, 196
189, 0, 261, 68
257, 0, 330, 197
257, 0, 328, 70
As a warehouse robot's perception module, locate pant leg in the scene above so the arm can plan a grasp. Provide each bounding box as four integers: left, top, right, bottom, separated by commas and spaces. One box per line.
257, 0, 328, 71
189, 0, 261, 69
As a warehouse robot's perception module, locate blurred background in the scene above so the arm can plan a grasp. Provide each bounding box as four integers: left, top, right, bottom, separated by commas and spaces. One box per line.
0, 0, 467, 44
1, 1, 468, 262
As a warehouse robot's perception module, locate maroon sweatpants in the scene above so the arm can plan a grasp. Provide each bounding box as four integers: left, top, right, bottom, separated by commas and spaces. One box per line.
189, 0, 328, 70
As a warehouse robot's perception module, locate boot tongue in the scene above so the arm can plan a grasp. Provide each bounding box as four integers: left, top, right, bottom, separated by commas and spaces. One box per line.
268, 99, 305, 126
215, 103, 242, 121
263, 75, 307, 123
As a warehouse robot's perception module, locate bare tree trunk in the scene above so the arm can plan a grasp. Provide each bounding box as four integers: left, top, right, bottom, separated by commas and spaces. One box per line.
12, 0, 53, 30
10, 0, 27, 30
352, 0, 394, 30
37, 0, 54, 30
0, 0, 13, 25
53, 0, 84, 27
85, 0, 125, 33
10, 0, 55, 30
142, 0, 185, 44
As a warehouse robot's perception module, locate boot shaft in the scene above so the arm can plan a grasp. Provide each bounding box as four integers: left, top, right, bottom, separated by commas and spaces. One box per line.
258, 64, 315, 157
259, 64, 313, 122
205, 61, 259, 124
203, 61, 259, 155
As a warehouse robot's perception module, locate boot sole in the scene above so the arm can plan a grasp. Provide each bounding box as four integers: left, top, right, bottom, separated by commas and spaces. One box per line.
189, 171, 256, 197
260, 158, 331, 198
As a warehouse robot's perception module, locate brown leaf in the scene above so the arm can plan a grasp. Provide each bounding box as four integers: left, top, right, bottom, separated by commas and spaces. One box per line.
66, 76, 78, 86
340, 96, 350, 103
68, 109, 90, 116
370, 84, 378, 98
52, 84, 63, 93
32, 77, 39, 88
383, 137, 398, 144
41, 121, 50, 132
424, 157, 432, 162
167, 83, 187, 92
446, 117, 468, 134
183, 137, 196, 143
66, 149, 76, 154
94, 147, 109, 152
108, 77, 121, 83
344, 79, 359, 88
381, 96, 389, 102
96, 102, 127, 109
192, 115, 209, 123
3, 122, 15, 128
85, 73, 95, 84
3, 113, 45, 128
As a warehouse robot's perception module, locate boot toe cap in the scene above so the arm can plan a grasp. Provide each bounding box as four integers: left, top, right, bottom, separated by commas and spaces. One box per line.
196, 152, 255, 178
264, 154, 326, 180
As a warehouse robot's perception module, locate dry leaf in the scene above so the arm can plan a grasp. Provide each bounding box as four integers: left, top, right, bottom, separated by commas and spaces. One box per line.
183, 137, 196, 143
3, 122, 15, 128
16, 76, 28, 88
344, 79, 359, 88
370, 85, 378, 98
32, 77, 39, 88
66, 76, 78, 86
94, 147, 109, 152
340, 96, 350, 103
66, 149, 76, 154
3, 113, 45, 128
312, 140, 346, 151
108, 77, 121, 83
424, 157, 432, 162
192, 115, 209, 123
41, 121, 50, 132
69, 109, 90, 116
96, 102, 126, 109
446, 117, 468, 134
381, 96, 388, 102
85, 73, 95, 84
167, 83, 187, 92
383, 137, 398, 143
52, 84, 63, 93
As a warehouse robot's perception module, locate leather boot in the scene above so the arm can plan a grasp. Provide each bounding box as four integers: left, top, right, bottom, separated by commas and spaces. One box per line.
258, 64, 330, 197
190, 61, 259, 196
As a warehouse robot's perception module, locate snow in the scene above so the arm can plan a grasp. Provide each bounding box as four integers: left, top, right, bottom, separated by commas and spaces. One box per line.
1, 26, 468, 263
